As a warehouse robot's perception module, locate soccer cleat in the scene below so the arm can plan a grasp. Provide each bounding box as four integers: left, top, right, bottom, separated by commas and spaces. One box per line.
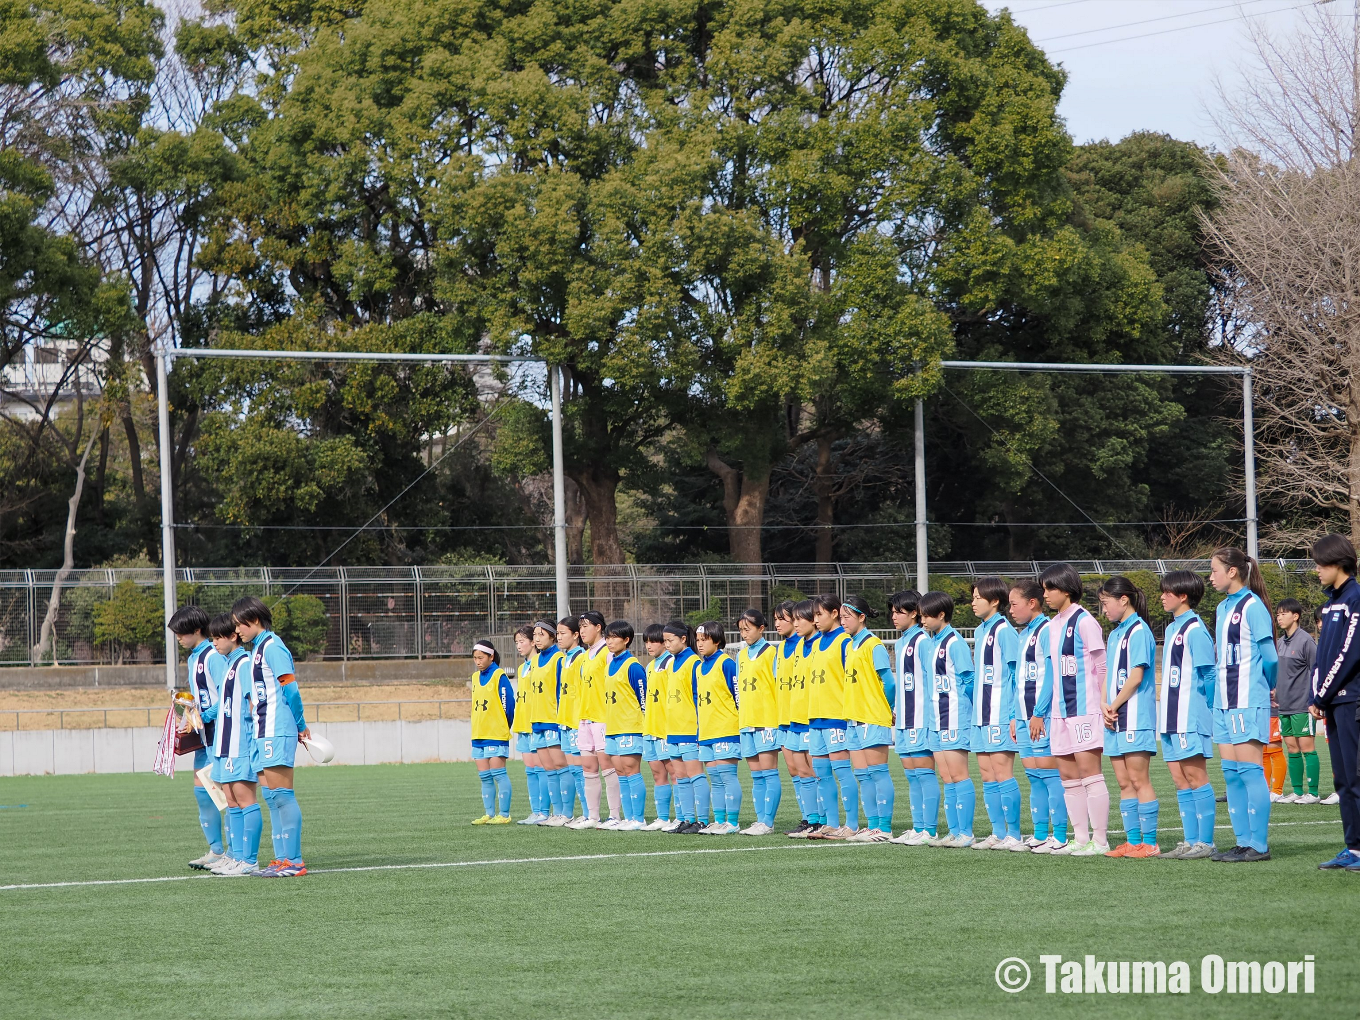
679, 820, 706, 834
846, 828, 875, 843
1179, 842, 1216, 859
1277, 792, 1298, 804
1128, 843, 1161, 858
862, 829, 892, 843
716, 822, 741, 835
189, 850, 225, 871
208, 856, 239, 875
1071, 841, 1110, 857
215, 858, 256, 877
887, 828, 918, 845
275, 861, 308, 876
618, 819, 646, 831
927, 832, 954, 847
944, 833, 974, 848
1046, 840, 1077, 856
786, 820, 814, 838
643, 818, 668, 830
471, 814, 493, 825
1226, 846, 1270, 863
696, 821, 721, 834
1023, 834, 1045, 848
1211, 845, 1244, 862
1321, 792, 1340, 805
1161, 841, 1192, 859
490, 815, 512, 824
906, 829, 936, 846
516, 812, 540, 825
815, 825, 852, 840
970, 834, 1002, 850
803, 824, 829, 840
1104, 842, 1139, 858
999, 836, 1028, 852
251, 860, 289, 878
1318, 848, 1358, 870
544, 814, 570, 827
660, 818, 683, 832
1269, 792, 1284, 803
740, 822, 773, 836
599, 817, 623, 831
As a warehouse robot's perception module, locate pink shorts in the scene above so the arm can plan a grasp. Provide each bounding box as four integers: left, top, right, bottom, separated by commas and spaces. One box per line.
1048, 713, 1103, 756
577, 720, 607, 753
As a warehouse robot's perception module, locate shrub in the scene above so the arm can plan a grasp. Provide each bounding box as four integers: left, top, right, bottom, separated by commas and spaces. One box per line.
265, 594, 330, 659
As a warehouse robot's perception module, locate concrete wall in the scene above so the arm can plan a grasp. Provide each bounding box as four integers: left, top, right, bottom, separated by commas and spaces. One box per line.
0, 658, 476, 691
0, 719, 487, 776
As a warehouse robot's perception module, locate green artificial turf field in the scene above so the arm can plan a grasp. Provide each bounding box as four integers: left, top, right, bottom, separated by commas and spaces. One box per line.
2, 759, 1354, 1019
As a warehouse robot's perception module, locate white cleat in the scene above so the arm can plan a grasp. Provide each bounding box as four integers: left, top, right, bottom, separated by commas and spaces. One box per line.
1276, 792, 1298, 804
208, 856, 239, 875
660, 818, 683, 832
189, 850, 225, 871
715, 822, 741, 835
1001, 836, 1029, 852
543, 814, 570, 827
1269, 792, 1285, 803
1023, 834, 1045, 848
905, 829, 936, 846
970, 834, 1002, 850
697, 822, 722, 834
643, 818, 669, 830
618, 819, 646, 831
517, 813, 543, 825
928, 832, 954, 847
740, 822, 773, 836
888, 828, 918, 845
214, 858, 256, 877
1035, 838, 1070, 855
1069, 840, 1107, 857
1321, 792, 1340, 805
946, 833, 975, 848
598, 818, 622, 831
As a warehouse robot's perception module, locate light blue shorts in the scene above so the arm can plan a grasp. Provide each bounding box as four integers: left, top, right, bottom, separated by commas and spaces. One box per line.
1016, 723, 1052, 758
530, 728, 562, 751
972, 723, 1019, 754
741, 728, 780, 757
192, 747, 212, 771
250, 733, 297, 770
472, 740, 510, 760
894, 727, 933, 757
1104, 727, 1158, 756
606, 733, 643, 756
781, 728, 812, 752
560, 726, 579, 755
846, 722, 893, 750
934, 727, 970, 752
515, 732, 533, 754
700, 739, 741, 762
642, 736, 661, 762
1213, 706, 1270, 745
664, 740, 701, 762
808, 726, 849, 757
211, 753, 256, 784
1161, 731, 1214, 762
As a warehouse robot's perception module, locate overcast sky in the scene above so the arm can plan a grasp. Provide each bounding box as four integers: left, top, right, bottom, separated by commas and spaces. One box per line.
981, 0, 1330, 147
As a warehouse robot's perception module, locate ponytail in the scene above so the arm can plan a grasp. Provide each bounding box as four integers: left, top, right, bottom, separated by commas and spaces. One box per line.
662, 620, 697, 651
1212, 546, 1273, 623
1098, 575, 1148, 623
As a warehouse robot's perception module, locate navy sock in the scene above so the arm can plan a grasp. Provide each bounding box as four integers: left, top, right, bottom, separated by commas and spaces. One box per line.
194, 786, 223, 853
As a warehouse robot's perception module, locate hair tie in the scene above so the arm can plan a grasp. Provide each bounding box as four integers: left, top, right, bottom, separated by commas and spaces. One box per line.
473, 642, 496, 656
841, 602, 865, 616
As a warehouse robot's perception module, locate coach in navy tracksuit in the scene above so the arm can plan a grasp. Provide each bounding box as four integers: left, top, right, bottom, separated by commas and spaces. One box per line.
1309, 534, 1360, 870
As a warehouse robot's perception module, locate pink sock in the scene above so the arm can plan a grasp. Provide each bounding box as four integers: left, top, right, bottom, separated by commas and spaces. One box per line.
1062, 779, 1089, 845
1083, 774, 1111, 845
584, 772, 602, 819
603, 768, 622, 820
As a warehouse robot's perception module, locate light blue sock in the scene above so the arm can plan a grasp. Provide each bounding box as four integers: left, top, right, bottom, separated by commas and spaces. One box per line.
1193, 783, 1217, 846
942, 781, 958, 834
982, 781, 1002, 836
793, 775, 813, 823
491, 767, 511, 816
271, 788, 302, 862
1120, 796, 1141, 844
1222, 760, 1247, 846
1175, 788, 1197, 843
1026, 769, 1049, 840
226, 806, 244, 858
813, 758, 839, 827
571, 764, 585, 814
749, 769, 765, 824
906, 767, 924, 830
1138, 799, 1160, 846
918, 769, 941, 835
853, 768, 874, 828
654, 781, 673, 821
954, 778, 976, 836
870, 764, 895, 832
259, 786, 284, 861
675, 775, 696, 822
241, 803, 263, 866
831, 759, 857, 829
478, 769, 497, 816
1239, 761, 1271, 852
704, 769, 724, 824
626, 774, 644, 821
761, 769, 783, 826
693, 773, 711, 824
561, 768, 577, 816
545, 768, 564, 817
801, 775, 821, 824
1044, 772, 1068, 842
526, 766, 544, 815
721, 764, 742, 825
194, 786, 224, 853
999, 777, 1022, 840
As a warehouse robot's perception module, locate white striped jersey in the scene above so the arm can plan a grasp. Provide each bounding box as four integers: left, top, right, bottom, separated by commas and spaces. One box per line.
1159, 611, 1215, 735
186, 639, 219, 744
894, 626, 930, 730
928, 625, 975, 733
1014, 616, 1051, 722
1105, 614, 1157, 732
1214, 588, 1274, 711
211, 648, 252, 759
247, 629, 299, 739
972, 613, 1018, 727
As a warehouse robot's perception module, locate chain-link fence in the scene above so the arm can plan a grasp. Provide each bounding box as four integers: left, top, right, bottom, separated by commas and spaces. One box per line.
4, 559, 1321, 667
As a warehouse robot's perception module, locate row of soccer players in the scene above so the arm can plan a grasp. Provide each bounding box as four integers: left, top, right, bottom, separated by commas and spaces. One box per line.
168, 598, 312, 877
466, 545, 1278, 859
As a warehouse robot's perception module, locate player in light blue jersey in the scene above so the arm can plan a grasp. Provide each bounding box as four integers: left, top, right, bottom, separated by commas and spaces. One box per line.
1008, 579, 1067, 853
887, 590, 940, 846
919, 591, 977, 848
969, 576, 1023, 851
233, 596, 310, 878
1208, 547, 1279, 863
207, 614, 261, 877
1156, 571, 1219, 860
1096, 577, 1160, 858
168, 606, 224, 870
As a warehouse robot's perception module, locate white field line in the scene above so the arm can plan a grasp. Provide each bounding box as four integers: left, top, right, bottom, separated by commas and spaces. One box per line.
0, 819, 1343, 892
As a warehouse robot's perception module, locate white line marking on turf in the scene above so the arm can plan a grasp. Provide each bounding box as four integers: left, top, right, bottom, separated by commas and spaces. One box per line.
0, 819, 1343, 892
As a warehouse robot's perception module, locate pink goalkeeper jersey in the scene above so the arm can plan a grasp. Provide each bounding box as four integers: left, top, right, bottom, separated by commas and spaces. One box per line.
1045, 603, 1107, 719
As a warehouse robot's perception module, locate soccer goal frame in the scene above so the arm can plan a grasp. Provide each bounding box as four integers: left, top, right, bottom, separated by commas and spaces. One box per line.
153, 345, 570, 691
913, 361, 1257, 590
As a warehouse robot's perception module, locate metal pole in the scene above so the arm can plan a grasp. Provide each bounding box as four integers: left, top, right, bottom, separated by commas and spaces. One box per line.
914, 397, 928, 592
550, 365, 569, 618
155, 349, 177, 692
1243, 367, 1258, 560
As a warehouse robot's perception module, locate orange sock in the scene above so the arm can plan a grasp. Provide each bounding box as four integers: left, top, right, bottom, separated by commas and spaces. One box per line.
1263, 747, 1285, 794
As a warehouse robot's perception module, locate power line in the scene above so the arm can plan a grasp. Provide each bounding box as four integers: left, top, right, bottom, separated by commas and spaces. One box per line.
175, 518, 1248, 533
1046, 0, 1316, 54
1007, 0, 1100, 12
1034, 0, 1284, 43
